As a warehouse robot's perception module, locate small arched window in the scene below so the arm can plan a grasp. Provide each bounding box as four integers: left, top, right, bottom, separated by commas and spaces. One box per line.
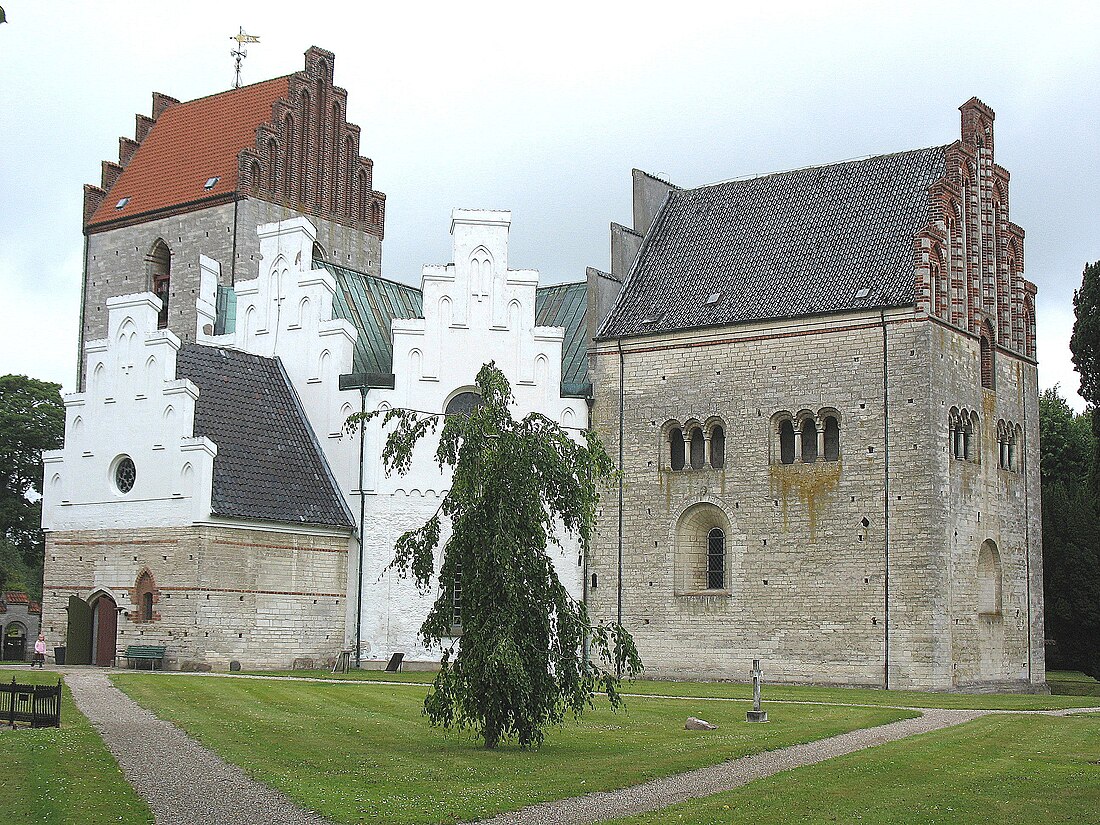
134, 569, 156, 622
800, 418, 818, 463
779, 420, 795, 465
823, 416, 840, 461
670, 428, 685, 471
689, 428, 705, 469
147, 240, 171, 329
710, 425, 725, 469
707, 528, 725, 590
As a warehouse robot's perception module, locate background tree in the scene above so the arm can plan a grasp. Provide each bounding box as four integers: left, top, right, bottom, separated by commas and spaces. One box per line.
355, 362, 640, 749
1070, 260, 1100, 495
0, 375, 65, 600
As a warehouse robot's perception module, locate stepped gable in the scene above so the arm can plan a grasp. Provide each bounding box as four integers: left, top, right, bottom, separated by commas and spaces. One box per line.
85, 46, 385, 238
175, 344, 353, 529
598, 146, 948, 339
321, 260, 589, 384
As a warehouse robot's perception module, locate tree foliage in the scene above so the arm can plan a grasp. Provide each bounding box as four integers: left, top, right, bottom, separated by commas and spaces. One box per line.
352, 362, 641, 749
1038, 384, 1100, 677
1070, 260, 1100, 496
0, 375, 65, 599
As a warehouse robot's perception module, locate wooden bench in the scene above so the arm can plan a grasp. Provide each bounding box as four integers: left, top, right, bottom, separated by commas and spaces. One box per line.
124, 645, 166, 670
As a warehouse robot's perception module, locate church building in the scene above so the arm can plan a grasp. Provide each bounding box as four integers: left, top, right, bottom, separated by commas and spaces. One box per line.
586, 98, 1045, 691
41, 48, 1044, 690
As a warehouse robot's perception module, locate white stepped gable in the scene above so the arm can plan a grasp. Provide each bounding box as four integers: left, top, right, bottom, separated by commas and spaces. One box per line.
41, 293, 216, 531
354, 209, 588, 662
205, 217, 361, 503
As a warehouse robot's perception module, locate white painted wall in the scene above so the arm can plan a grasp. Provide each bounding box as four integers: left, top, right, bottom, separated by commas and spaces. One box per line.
350, 209, 588, 664
42, 294, 216, 531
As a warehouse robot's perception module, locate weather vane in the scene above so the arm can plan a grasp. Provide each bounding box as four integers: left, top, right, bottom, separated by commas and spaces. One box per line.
230, 27, 261, 89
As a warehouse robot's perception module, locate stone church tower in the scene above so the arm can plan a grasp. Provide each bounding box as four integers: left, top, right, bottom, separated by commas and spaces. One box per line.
588, 98, 1045, 692
78, 46, 385, 387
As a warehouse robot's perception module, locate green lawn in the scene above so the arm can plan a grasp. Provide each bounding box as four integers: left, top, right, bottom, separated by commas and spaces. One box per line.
1047, 670, 1100, 697
605, 713, 1100, 824
243, 669, 1100, 710
0, 669, 153, 824
113, 673, 912, 824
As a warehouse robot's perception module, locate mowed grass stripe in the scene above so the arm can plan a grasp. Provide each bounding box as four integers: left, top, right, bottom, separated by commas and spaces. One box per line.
242, 669, 1100, 710
0, 671, 153, 825
113, 674, 913, 825
605, 713, 1100, 825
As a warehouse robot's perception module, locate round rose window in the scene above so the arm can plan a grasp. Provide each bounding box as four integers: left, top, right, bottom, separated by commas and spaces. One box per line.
114, 456, 136, 494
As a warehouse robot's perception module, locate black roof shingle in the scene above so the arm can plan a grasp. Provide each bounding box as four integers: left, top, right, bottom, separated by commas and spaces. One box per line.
598, 146, 947, 339
175, 344, 354, 530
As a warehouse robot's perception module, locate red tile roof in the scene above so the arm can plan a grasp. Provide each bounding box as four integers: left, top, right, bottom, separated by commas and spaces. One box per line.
88, 76, 290, 228
4, 591, 29, 605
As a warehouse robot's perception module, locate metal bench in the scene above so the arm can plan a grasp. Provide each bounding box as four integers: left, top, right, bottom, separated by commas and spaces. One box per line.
124, 645, 167, 670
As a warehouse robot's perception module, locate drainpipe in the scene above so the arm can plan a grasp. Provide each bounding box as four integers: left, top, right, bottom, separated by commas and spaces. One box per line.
355, 387, 367, 668
616, 339, 625, 677
880, 310, 891, 690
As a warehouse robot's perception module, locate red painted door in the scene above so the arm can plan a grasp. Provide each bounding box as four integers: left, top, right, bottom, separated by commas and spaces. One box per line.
93, 596, 118, 667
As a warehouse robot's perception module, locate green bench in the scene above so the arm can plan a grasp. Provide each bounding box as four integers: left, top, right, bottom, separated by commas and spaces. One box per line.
124, 645, 167, 670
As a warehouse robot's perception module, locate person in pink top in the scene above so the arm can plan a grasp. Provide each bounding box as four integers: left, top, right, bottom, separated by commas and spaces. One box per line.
32, 634, 46, 668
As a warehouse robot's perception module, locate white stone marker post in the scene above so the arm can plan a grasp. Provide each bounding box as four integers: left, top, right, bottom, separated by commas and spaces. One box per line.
746, 658, 768, 722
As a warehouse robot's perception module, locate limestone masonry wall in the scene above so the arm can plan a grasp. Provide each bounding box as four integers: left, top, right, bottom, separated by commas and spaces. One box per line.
42, 524, 349, 670
589, 307, 1043, 691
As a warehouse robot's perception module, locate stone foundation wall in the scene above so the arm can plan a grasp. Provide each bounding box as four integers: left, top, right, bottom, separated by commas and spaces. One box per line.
42, 523, 350, 670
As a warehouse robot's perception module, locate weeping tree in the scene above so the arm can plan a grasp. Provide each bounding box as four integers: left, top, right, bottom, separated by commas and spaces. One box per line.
352, 362, 640, 748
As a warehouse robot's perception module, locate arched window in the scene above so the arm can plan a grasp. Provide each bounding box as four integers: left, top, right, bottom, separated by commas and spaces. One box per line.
823, 416, 840, 461
147, 240, 171, 329
980, 321, 995, 390
977, 540, 1002, 615
445, 391, 483, 417
779, 420, 795, 465
358, 170, 369, 222
372, 200, 382, 227
800, 418, 817, 463
675, 503, 733, 594
311, 242, 326, 266
267, 138, 279, 191
298, 89, 311, 202
669, 428, 685, 471
707, 528, 725, 590
710, 425, 725, 469
134, 569, 157, 623
689, 428, 705, 469
282, 115, 295, 196
1024, 297, 1036, 360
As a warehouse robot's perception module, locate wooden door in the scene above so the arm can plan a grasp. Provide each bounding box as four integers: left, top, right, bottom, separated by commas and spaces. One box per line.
66, 596, 92, 665
92, 596, 118, 667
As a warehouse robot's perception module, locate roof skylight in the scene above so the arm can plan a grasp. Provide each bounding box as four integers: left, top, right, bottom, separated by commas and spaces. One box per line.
204, 176, 220, 190
115, 197, 130, 209
705, 292, 722, 306
854, 287, 871, 300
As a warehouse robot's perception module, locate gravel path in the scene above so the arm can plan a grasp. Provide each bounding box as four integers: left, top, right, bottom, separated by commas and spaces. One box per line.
471, 708, 987, 825
64, 669, 334, 825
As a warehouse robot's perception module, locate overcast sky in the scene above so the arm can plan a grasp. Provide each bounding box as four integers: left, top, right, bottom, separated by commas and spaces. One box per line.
1, 1, 1097, 408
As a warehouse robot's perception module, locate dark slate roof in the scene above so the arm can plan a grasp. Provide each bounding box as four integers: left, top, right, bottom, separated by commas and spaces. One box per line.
175, 344, 354, 529
598, 146, 948, 339
534, 281, 588, 386
322, 261, 589, 384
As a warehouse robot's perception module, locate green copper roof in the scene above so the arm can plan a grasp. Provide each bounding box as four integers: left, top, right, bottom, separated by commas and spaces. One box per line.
322, 261, 423, 375
321, 261, 587, 386
534, 281, 588, 386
